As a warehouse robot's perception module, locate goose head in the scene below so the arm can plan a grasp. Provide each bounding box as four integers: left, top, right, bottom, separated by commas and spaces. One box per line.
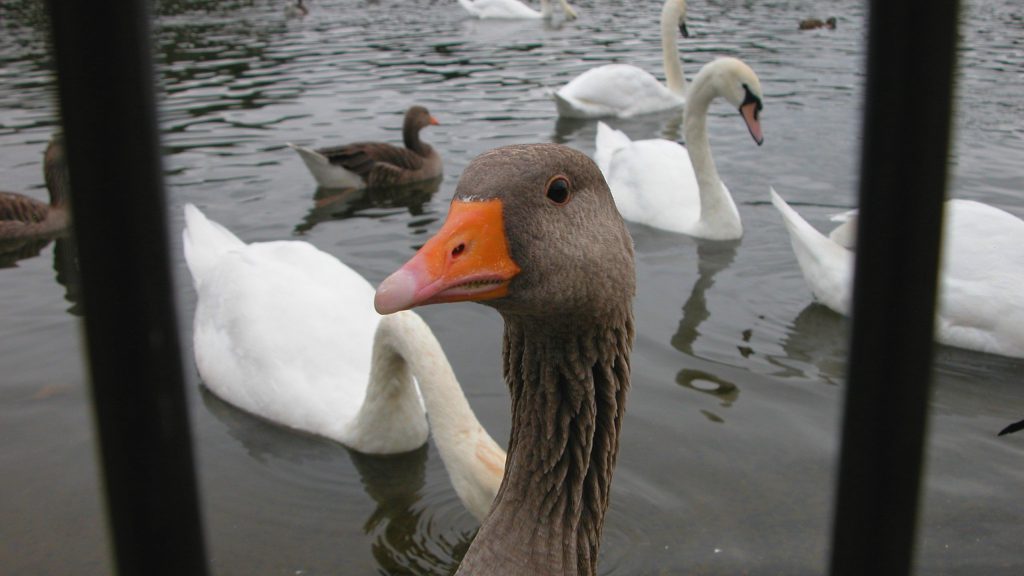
402, 105, 440, 151
692, 57, 765, 146
375, 143, 634, 319
404, 105, 440, 133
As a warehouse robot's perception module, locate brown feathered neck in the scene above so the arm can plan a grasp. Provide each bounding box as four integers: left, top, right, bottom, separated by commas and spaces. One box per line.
402, 120, 432, 157
456, 308, 634, 576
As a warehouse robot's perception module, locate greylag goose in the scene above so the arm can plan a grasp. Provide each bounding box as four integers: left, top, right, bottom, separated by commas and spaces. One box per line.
182, 204, 503, 521
288, 106, 442, 190
0, 136, 70, 240
376, 143, 636, 575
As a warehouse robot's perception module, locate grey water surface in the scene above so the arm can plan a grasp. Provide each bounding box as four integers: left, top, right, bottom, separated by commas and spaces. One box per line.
1, 0, 1022, 574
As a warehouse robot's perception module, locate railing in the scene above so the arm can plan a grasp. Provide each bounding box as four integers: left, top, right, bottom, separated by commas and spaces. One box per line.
44, 0, 959, 575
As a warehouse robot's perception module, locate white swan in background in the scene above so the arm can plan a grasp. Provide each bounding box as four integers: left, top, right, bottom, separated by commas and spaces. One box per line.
553, 0, 688, 118
182, 204, 504, 520
594, 57, 764, 239
457, 0, 577, 20
770, 189, 1024, 359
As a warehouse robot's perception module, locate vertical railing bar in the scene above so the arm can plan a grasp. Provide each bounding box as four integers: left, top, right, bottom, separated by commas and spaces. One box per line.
45, 1, 209, 575
830, 1, 960, 575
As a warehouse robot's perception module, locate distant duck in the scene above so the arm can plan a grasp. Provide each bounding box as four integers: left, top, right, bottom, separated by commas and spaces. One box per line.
799, 17, 836, 30
594, 58, 765, 239
288, 106, 443, 190
457, 0, 577, 20
285, 0, 308, 18
553, 0, 688, 118
0, 136, 70, 240
771, 189, 1024, 359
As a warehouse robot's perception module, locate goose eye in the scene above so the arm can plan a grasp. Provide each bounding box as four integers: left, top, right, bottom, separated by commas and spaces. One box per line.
545, 176, 571, 205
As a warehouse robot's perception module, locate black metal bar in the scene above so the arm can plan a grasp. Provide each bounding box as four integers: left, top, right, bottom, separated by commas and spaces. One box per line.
45, 2, 209, 575
830, 1, 960, 575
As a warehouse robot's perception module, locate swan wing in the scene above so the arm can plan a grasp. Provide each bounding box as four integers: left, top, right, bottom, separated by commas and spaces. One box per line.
603, 137, 700, 234
185, 207, 379, 442
936, 199, 1024, 357
458, 0, 540, 18
554, 64, 683, 119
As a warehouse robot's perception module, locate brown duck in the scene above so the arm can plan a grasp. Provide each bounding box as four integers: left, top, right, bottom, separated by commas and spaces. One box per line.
0, 136, 70, 240
376, 143, 636, 575
799, 17, 837, 30
288, 105, 442, 190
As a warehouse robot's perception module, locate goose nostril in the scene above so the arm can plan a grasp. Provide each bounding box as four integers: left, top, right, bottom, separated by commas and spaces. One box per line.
452, 243, 466, 258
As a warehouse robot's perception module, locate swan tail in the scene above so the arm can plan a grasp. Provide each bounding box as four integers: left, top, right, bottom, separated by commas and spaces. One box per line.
770, 188, 852, 314
182, 203, 245, 288
594, 121, 631, 173
552, 89, 606, 119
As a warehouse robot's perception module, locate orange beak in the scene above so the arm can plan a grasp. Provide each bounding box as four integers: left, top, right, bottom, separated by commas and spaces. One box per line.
375, 199, 521, 314
429, 116, 440, 126
740, 101, 764, 146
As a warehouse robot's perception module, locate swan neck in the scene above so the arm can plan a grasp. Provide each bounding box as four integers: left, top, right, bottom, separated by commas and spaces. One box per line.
357, 312, 481, 455
660, 5, 685, 96
456, 311, 634, 576
684, 87, 736, 230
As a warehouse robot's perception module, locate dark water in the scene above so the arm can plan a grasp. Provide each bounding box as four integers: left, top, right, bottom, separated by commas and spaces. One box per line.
2, 0, 1022, 574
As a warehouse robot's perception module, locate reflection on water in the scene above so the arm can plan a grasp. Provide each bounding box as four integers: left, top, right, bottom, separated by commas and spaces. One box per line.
295, 175, 443, 234
774, 303, 849, 385
200, 386, 473, 574
671, 240, 742, 417
0, 236, 53, 268
671, 241, 739, 356
0, 235, 81, 315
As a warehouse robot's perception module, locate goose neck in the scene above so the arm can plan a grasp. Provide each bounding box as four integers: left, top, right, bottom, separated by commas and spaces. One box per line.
456, 311, 634, 576
44, 143, 69, 207
403, 124, 429, 156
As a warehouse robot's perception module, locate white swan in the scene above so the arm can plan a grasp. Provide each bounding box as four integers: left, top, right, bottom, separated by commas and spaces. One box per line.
182, 204, 504, 520
457, 0, 577, 20
770, 189, 1024, 359
553, 0, 688, 118
595, 57, 764, 239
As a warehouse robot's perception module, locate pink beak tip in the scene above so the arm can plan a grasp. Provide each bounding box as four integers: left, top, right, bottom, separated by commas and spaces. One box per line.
374, 269, 417, 315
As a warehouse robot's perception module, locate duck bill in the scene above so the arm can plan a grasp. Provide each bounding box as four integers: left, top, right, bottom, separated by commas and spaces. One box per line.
375, 199, 521, 315
740, 102, 764, 146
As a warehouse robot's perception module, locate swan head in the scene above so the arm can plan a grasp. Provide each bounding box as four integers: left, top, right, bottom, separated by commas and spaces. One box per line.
698, 57, 764, 146
662, 0, 689, 38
